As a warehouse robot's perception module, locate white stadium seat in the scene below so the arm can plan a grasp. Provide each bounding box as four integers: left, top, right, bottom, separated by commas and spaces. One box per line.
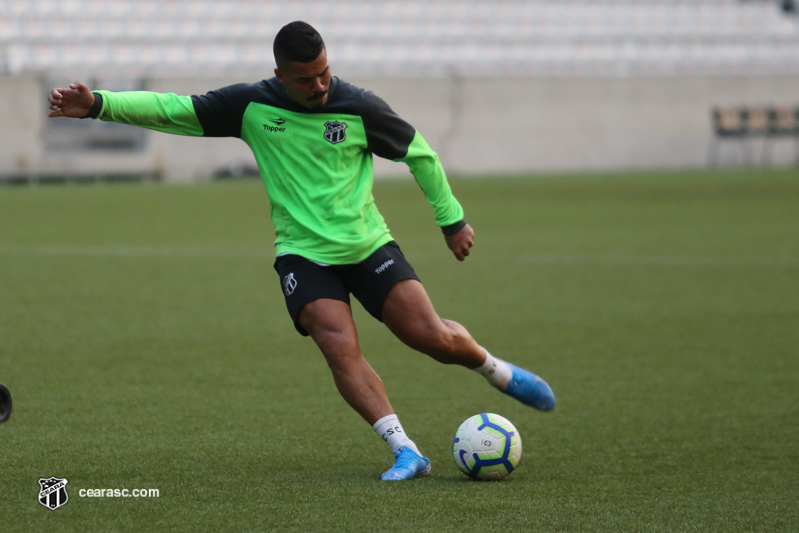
0, 0, 797, 77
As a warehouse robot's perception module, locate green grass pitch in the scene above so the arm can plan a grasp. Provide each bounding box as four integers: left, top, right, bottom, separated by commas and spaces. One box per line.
1, 169, 797, 531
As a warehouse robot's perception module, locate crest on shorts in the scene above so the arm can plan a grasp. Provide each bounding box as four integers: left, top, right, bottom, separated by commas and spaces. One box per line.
283, 272, 297, 296
323, 121, 347, 144
38, 476, 69, 510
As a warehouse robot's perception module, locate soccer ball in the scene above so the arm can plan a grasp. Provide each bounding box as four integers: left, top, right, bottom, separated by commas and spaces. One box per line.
452, 413, 522, 480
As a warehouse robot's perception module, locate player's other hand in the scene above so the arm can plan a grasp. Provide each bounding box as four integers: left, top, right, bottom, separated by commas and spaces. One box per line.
445, 223, 474, 261
48, 81, 95, 118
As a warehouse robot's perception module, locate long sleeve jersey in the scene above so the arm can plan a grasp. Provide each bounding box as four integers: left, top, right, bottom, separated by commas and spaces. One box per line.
90, 76, 464, 264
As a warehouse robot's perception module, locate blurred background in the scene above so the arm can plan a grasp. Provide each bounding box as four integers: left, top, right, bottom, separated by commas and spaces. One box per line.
1, 0, 798, 183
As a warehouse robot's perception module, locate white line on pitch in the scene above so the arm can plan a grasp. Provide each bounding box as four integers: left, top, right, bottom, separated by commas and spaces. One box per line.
0, 243, 273, 260
1, 244, 796, 267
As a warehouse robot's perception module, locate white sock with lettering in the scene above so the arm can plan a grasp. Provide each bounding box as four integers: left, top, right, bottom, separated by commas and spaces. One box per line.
474, 349, 513, 390
372, 414, 420, 455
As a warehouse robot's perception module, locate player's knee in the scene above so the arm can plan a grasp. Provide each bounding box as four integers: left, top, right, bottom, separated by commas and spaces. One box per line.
313, 328, 361, 369
411, 319, 460, 363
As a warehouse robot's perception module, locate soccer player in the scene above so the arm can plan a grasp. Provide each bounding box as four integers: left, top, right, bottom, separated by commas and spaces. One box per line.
48, 21, 555, 481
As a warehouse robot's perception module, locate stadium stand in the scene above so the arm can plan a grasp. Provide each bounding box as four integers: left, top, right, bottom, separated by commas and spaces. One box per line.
1, 0, 798, 78
1, 0, 797, 182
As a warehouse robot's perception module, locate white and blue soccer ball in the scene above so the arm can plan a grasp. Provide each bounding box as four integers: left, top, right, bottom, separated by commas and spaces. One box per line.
452, 413, 522, 480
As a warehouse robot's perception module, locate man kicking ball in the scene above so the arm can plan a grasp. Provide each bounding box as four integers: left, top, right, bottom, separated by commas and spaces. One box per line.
48, 21, 555, 481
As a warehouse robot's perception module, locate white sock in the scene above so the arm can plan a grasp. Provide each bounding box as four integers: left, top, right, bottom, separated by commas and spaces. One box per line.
372, 414, 420, 455
474, 349, 513, 390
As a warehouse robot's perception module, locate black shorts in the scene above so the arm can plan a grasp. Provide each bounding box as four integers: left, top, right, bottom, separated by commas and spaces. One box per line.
273, 241, 420, 336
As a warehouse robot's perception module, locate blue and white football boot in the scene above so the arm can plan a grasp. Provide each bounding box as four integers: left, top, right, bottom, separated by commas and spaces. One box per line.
380, 447, 431, 481
502, 363, 556, 411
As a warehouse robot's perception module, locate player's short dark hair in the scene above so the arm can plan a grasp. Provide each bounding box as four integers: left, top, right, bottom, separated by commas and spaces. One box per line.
274, 21, 326, 68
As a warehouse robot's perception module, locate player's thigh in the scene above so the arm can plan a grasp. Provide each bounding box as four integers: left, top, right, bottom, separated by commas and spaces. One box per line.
381, 279, 445, 349
298, 298, 359, 351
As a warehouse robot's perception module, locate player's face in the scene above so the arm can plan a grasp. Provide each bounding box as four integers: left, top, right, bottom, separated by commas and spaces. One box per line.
275, 49, 331, 109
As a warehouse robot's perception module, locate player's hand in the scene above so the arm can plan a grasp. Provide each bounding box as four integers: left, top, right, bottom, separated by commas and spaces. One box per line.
445, 223, 474, 261
48, 81, 95, 118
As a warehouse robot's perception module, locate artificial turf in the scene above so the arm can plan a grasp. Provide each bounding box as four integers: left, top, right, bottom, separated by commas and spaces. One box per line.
1, 169, 797, 531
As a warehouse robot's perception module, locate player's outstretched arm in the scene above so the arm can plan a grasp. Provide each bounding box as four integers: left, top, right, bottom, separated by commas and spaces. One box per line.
445, 223, 474, 261
48, 83, 206, 136
48, 81, 95, 118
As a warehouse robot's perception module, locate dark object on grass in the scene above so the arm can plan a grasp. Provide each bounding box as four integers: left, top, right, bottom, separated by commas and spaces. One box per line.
0, 384, 11, 422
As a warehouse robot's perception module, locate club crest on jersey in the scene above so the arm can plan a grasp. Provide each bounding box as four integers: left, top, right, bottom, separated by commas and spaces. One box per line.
323, 121, 347, 144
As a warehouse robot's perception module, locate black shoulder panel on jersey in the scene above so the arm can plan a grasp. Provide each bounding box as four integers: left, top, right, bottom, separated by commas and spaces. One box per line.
191, 81, 279, 138
191, 77, 416, 156
322, 79, 416, 160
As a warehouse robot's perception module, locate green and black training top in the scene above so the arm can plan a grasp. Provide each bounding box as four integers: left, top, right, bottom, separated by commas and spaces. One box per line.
90, 76, 464, 264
